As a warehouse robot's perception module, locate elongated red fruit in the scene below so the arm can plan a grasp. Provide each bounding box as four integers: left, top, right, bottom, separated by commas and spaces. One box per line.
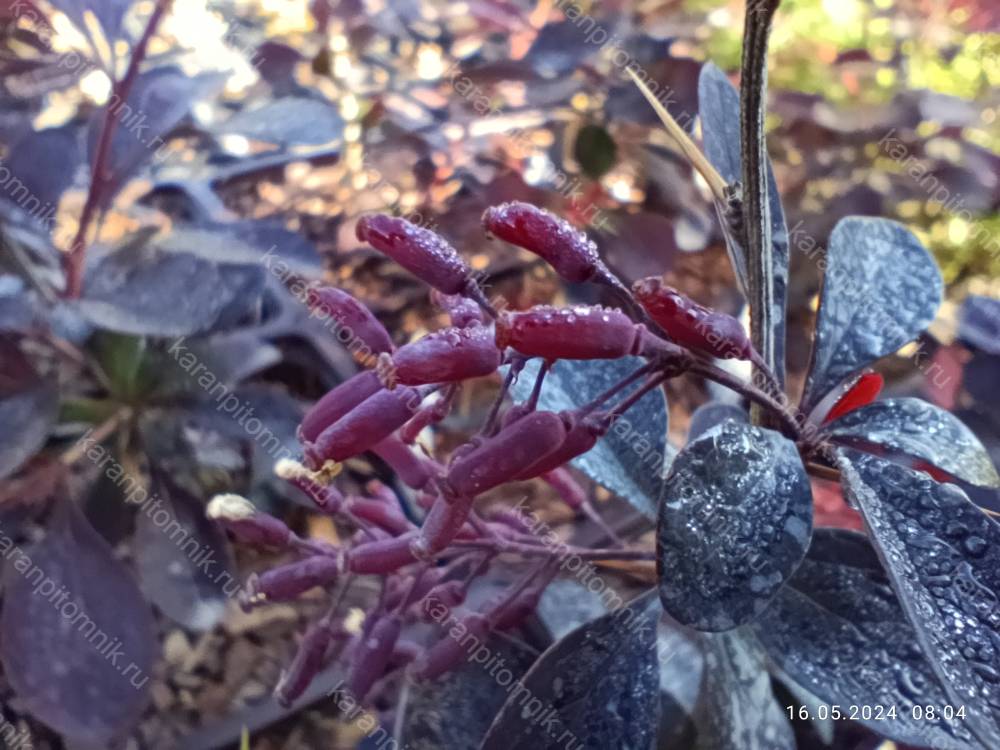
495, 305, 641, 360
207, 494, 293, 548
632, 277, 752, 360
823, 371, 884, 423
299, 370, 382, 443
346, 532, 421, 573
306, 286, 394, 358
346, 614, 402, 702
276, 622, 333, 706
381, 325, 500, 387
343, 497, 413, 536
245, 555, 340, 604
357, 214, 472, 295
413, 493, 477, 557
515, 416, 603, 479
482, 202, 608, 283
446, 411, 568, 497
371, 437, 437, 490
412, 612, 490, 680
307, 385, 429, 466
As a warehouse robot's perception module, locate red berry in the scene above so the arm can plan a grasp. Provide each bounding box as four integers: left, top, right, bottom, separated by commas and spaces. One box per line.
412, 612, 490, 680
306, 385, 430, 466
299, 370, 382, 443
370, 437, 437, 490
482, 202, 608, 284
246, 555, 341, 604
306, 286, 394, 359
632, 277, 752, 360
207, 494, 293, 548
381, 325, 500, 387
343, 497, 413, 536
276, 622, 333, 706
357, 214, 472, 295
346, 614, 402, 702
823, 371, 884, 423
495, 305, 642, 360
514, 415, 603, 479
446, 411, 568, 497
346, 532, 421, 573
413, 493, 478, 557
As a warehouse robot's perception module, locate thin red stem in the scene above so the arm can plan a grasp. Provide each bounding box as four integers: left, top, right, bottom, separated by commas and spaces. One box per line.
62, 0, 173, 298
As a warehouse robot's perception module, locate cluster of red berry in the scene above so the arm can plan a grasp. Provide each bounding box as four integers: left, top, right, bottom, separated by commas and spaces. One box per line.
209, 202, 768, 707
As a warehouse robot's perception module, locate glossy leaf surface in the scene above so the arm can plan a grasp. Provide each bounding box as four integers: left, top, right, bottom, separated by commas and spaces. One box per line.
825, 397, 1000, 487
755, 528, 980, 749
480, 591, 661, 750
802, 217, 942, 412
694, 630, 795, 750
658, 421, 812, 631
840, 452, 1000, 748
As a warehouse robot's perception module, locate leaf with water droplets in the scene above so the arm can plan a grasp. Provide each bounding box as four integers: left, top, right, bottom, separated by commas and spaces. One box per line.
839, 451, 1000, 748
657, 421, 813, 631
0, 501, 156, 745
698, 61, 789, 382
686, 401, 748, 443
510, 357, 670, 518
401, 635, 537, 750
825, 398, 1000, 488
801, 217, 942, 413
755, 528, 980, 749
480, 590, 661, 750
693, 630, 795, 750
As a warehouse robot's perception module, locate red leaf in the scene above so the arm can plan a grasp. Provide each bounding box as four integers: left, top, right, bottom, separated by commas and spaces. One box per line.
823, 371, 884, 423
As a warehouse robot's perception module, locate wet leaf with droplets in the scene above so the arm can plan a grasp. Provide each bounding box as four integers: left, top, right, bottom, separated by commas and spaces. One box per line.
801, 217, 942, 413
839, 452, 1000, 748
755, 528, 980, 749
401, 635, 537, 750
693, 630, 795, 750
657, 421, 813, 631
509, 357, 670, 518
824, 398, 1000, 488
480, 590, 661, 750
0, 501, 156, 745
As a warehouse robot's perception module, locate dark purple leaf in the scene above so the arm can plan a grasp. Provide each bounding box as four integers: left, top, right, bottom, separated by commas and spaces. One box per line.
959, 295, 1000, 355
49, 0, 129, 40
0, 276, 43, 333
686, 401, 748, 443
693, 630, 794, 750
78, 247, 238, 336
134, 469, 234, 631
510, 357, 670, 519
801, 217, 942, 413
0, 500, 156, 745
755, 528, 980, 749
0, 344, 56, 479
824, 398, 1000, 488
480, 590, 661, 750
90, 67, 226, 206
400, 635, 537, 750
525, 21, 598, 79
839, 452, 1000, 748
658, 421, 812, 631
698, 62, 789, 383
217, 97, 344, 146
158, 219, 321, 274
2, 125, 81, 226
